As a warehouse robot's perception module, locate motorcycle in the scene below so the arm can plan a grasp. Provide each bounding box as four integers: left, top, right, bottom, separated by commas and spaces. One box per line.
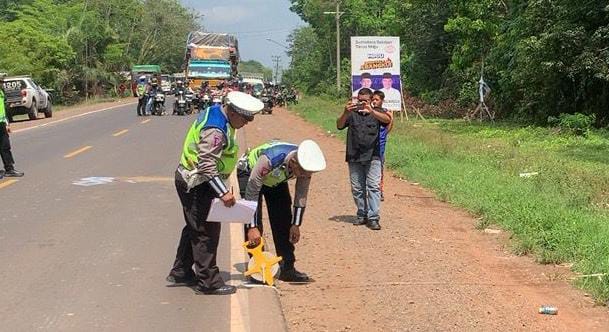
274, 93, 285, 107
200, 93, 211, 111
174, 90, 187, 116
260, 93, 273, 115
185, 90, 195, 114
153, 92, 166, 116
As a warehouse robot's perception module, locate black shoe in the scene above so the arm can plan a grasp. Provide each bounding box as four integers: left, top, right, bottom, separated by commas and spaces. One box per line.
353, 217, 367, 226
4, 170, 24, 177
367, 219, 381, 230
244, 276, 265, 285
194, 284, 236, 295
166, 274, 197, 287
279, 268, 311, 283
381, 192, 385, 202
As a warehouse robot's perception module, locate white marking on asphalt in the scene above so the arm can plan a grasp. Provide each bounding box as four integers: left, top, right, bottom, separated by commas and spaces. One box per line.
72, 177, 115, 186
64, 145, 92, 158
112, 129, 128, 137
229, 171, 250, 332
141, 119, 151, 124
12, 102, 137, 134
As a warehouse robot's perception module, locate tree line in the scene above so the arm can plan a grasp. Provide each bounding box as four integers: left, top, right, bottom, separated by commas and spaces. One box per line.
0, 0, 200, 103
284, 0, 609, 125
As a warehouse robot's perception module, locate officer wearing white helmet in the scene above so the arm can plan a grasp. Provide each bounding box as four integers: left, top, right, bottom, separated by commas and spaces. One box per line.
238, 139, 326, 283
136, 75, 148, 116
167, 91, 263, 295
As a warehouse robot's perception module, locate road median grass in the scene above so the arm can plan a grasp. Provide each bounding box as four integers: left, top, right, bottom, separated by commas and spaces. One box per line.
289, 96, 609, 303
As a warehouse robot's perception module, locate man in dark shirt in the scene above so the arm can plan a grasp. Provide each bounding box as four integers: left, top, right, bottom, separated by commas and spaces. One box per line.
336, 88, 391, 230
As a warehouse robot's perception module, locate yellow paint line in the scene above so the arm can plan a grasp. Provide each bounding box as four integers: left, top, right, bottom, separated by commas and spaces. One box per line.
141, 119, 151, 124
64, 145, 92, 158
112, 129, 129, 137
0, 179, 18, 189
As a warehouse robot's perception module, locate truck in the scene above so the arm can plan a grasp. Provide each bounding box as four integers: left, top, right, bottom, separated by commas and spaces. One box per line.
2, 76, 52, 121
130, 64, 161, 96
184, 32, 239, 91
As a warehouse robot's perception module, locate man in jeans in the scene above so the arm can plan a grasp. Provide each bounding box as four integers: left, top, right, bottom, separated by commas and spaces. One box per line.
372, 90, 393, 201
337, 88, 391, 230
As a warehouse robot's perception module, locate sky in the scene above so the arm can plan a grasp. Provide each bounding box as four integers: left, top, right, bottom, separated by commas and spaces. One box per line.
179, 0, 306, 72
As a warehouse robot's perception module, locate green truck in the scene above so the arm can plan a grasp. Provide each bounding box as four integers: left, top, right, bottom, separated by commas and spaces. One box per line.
130, 65, 161, 95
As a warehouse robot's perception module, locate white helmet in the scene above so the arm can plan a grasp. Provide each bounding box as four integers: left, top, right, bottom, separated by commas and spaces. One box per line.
297, 140, 326, 172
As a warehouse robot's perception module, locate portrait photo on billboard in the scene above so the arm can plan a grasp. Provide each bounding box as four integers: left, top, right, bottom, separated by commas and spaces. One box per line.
352, 73, 402, 110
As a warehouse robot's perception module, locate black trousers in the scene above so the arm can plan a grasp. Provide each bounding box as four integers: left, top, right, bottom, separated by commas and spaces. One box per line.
136, 97, 146, 115
170, 170, 225, 289
0, 122, 15, 171
238, 171, 296, 269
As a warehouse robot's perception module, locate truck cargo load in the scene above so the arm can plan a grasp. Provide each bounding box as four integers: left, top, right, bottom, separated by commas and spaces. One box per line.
184, 32, 239, 90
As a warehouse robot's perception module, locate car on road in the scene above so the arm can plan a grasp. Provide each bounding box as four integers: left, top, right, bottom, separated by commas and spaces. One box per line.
2, 76, 52, 121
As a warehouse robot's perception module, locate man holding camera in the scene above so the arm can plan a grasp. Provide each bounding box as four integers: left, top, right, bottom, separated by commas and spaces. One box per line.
337, 88, 391, 230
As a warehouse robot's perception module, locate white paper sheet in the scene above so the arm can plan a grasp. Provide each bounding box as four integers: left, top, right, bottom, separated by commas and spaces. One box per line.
207, 199, 258, 223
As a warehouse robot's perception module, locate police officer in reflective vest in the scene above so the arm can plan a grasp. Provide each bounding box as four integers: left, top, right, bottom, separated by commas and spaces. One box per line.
135, 76, 147, 116
238, 140, 326, 282
0, 74, 24, 179
167, 91, 263, 295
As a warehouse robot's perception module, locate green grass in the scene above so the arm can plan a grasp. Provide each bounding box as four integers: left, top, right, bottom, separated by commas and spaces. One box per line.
290, 96, 609, 303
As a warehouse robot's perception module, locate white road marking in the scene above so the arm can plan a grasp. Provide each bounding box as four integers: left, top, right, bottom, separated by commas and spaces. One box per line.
12, 102, 137, 134
229, 171, 250, 332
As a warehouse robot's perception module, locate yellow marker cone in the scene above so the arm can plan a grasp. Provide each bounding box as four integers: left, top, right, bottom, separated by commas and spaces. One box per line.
243, 238, 282, 286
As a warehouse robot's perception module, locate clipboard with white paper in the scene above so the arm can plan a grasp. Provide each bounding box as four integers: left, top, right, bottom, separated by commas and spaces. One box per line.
207, 199, 258, 223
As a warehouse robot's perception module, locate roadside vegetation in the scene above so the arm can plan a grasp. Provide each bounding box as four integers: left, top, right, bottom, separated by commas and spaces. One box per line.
291, 96, 609, 303
284, 1, 609, 125
0, 0, 199, 104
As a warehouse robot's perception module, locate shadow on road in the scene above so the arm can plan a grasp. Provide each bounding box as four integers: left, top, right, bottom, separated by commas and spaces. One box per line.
329, 215, 357, 224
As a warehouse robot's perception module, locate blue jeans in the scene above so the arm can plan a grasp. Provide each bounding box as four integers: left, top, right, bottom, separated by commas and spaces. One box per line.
348, 159, 382, 221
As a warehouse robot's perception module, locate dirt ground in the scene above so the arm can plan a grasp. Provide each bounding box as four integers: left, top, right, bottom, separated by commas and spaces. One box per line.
242, 107, 609, 332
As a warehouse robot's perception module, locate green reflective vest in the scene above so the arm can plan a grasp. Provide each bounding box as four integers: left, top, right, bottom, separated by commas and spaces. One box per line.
137, 83, 146, 96
180, 105, 238, 176
247, 141, 298, 187
0, 89, 6, 124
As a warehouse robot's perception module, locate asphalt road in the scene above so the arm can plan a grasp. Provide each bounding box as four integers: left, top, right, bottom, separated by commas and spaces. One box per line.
0, 100, 283, 331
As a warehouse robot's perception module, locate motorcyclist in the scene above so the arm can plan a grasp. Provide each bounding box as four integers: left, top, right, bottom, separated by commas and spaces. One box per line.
146, 78, 164, 115
173, 80, 186, 114
174, 80, 186, 95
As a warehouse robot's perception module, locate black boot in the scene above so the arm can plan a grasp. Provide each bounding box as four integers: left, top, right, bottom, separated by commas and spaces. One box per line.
279, 268, 311, 283
194, 284, 236, 295
4, 169, 24, 177
353, 216, 367, 226
166, 273, 197, 287
366, 219, 381, 230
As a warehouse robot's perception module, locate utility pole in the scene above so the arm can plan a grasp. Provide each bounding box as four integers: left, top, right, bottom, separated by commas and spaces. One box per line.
324, 1, 344, 92
271, 55, 281, 84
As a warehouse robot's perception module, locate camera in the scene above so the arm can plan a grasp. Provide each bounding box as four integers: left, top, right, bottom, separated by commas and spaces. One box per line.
356, 102, 365, 109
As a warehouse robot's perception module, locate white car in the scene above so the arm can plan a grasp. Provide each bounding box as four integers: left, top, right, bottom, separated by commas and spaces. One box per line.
2, 76, 52, 121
